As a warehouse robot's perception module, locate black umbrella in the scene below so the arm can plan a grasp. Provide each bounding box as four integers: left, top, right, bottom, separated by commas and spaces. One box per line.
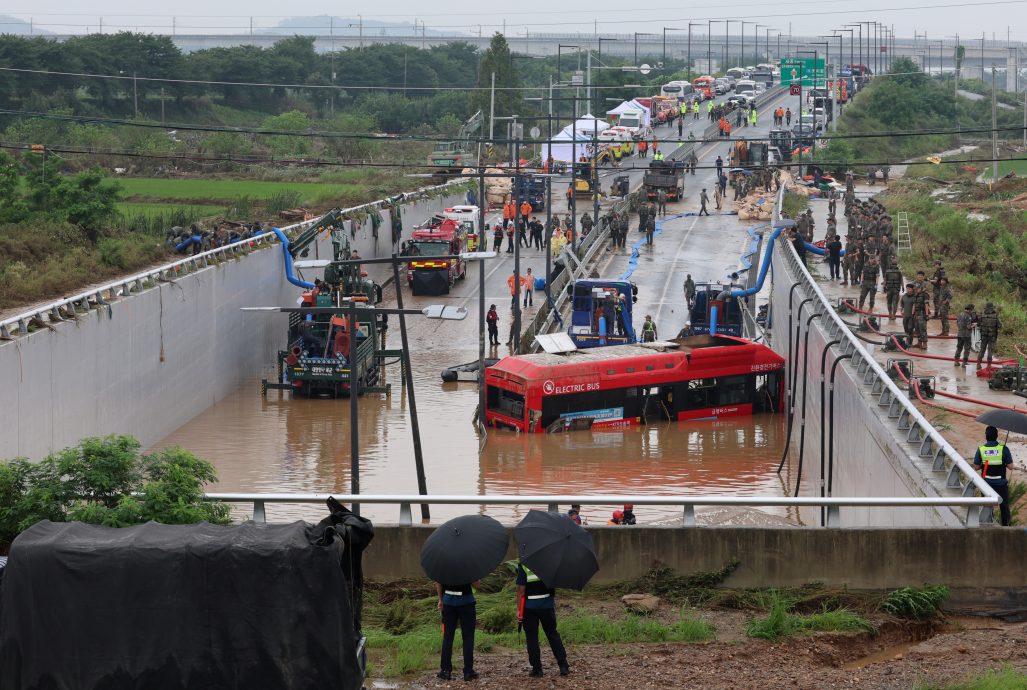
514, 509, 599, 591
975, 409, 1027, 436
420, 514, 508, 585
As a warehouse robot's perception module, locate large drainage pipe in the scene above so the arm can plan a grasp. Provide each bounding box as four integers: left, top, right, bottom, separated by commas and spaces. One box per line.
272, 227, 316, 290
777, 296, 814, 473
793, 311, 823, 497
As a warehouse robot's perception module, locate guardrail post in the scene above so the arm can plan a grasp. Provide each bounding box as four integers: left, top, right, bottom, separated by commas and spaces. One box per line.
547, 503, 559, 513
976, 506, 992, 525
399, 502, 412, 526
682, 504, 695, 527
946, 465, 962, 489
17, 317, 29, 334
253, 500, 266, 524
826, 505, 841, 527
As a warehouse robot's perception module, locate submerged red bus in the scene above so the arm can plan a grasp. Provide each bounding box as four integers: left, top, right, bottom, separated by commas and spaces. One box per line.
485, 335, 784, 433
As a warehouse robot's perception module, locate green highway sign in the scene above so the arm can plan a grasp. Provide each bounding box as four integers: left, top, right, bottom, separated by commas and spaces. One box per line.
780, 57, 826, 87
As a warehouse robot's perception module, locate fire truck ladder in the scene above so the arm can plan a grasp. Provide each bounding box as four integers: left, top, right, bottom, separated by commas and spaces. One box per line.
896, 211, 911, 255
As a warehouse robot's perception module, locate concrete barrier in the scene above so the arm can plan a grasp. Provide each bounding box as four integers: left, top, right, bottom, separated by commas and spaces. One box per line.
765, 189, 993, 527
364, 524, 1027, 594
0, 189, 467, 461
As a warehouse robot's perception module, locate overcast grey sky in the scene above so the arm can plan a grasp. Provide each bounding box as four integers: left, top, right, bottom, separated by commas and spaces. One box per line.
4, 0, 1024, 41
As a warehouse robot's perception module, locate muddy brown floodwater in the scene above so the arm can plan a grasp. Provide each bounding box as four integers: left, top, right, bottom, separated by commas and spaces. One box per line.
153, 340, 801, 526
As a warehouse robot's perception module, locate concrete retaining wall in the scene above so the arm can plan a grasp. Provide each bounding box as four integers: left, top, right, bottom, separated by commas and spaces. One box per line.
365, 524, 1027, 593
767, 232, 966, 527
0, 189, 467, 461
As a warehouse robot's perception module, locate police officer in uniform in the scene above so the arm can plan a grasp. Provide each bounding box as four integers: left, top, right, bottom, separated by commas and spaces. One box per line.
973, 425, 1013, 526
977, 302, 1002, 369
436, 580, 480, 681
954, 304, 975, 366
516, 562, 570, 677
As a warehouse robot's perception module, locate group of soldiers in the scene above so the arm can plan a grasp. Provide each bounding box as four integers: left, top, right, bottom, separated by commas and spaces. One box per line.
730, 168, 778, 200
166, 221, 267, 255
828, 174, 1003, 368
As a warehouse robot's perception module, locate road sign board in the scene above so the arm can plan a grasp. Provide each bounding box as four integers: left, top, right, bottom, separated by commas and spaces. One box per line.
790, 84, 801, 95
780, 57, 826, 87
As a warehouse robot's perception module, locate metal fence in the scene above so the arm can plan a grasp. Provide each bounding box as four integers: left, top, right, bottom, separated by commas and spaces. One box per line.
0, 180, 463, 340
205, 492, 999, 528
772, 183, 999, 526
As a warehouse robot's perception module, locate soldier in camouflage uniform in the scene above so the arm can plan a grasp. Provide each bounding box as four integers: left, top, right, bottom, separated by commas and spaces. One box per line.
878, 236, 895, 281
883, 258, 904, 319
858, 255, 879, 311
931, 260, 947, 318
936, 277, 953, 336
913, 283, 931, 348
841, 239, 857, 286
954, 304, 975, 366
900, 283, 917, 345
976, 302, 1002, 369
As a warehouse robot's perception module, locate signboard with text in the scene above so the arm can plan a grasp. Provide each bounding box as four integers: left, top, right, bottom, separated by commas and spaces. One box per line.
780, 57, 826, 87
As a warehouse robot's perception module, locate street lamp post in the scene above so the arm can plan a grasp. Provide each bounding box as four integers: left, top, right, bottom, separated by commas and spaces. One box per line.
663, 27, 687, 70
634, 32, 657, 67
688, 22, 701, 77
755, 24, 767, 66
708, 20, 725, 75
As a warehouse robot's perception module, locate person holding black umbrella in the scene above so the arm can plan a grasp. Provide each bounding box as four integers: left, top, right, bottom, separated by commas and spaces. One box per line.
421, 514, 509, 682
972, 425, 1014, 526
436, 580, 480, 681
516, 562, 569, 678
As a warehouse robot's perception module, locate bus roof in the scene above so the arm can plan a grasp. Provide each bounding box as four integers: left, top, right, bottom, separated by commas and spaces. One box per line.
488, 335, 783, 383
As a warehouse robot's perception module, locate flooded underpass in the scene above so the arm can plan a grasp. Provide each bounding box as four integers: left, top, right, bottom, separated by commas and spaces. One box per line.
153, 341, 802, 526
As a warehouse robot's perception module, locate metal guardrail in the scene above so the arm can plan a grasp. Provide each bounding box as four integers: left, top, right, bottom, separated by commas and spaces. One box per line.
205, 492, 999, 528
0, 179, 464, 340
773, 183, 1000, 526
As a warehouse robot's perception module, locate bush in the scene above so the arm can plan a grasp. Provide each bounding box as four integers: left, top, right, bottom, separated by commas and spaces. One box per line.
881, 585, 950, 620
0, 435, 230, 550
479, 604, 516, 633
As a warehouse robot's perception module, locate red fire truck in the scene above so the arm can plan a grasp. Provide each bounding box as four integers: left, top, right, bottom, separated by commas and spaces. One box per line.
404, 216, 467, 295
485, 334, 784, 433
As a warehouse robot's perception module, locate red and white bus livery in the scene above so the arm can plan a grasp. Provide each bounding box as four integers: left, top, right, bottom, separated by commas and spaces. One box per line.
485, 335, 784, 433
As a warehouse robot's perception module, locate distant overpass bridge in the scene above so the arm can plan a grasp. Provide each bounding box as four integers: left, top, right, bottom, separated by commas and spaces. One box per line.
46, 31, 1026, 89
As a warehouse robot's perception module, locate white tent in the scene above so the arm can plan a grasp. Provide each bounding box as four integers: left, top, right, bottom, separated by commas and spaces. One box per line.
606, 100, 650, 127
562, 114, 611, 138
543, 130, 594, 163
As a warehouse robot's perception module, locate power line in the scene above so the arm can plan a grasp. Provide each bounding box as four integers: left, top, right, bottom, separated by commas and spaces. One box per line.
5, 140, 1023, 173
1, 107, 1023, 146
1, 0, 1024, 33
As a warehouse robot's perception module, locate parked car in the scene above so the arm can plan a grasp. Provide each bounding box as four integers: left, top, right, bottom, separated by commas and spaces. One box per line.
714, 78, 731, 95
791, 123, 817, 148
813, 107, 829, 129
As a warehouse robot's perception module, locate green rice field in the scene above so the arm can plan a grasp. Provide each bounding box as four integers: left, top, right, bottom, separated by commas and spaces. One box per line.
117, 178, 363, 206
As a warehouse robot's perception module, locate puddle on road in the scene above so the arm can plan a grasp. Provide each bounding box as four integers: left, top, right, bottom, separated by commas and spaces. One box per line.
152, 344, 799, 526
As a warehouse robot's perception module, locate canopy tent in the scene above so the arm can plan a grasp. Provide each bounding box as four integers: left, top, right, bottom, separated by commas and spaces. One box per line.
561, 114, 611, 138
543, 130, 594, 163
605, 100, 651, 129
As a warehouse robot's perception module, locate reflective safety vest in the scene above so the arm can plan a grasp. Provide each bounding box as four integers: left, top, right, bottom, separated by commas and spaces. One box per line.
693, 102, 699, 113
653, 151, 664, 161
521, 565, 552, 600
979, 443, 1006, 479
707, 101, 713, 112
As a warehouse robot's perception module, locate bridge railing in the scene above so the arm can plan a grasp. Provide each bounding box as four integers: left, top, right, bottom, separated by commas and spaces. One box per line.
773, 183, 999, 525
0, 180, 463, 340
205, 492, 998, 528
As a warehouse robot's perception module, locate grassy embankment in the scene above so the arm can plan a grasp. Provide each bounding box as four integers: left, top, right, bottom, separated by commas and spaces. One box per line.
361, 564, 936, 678
881, 170, 1027, 355
0, 169, 425, 312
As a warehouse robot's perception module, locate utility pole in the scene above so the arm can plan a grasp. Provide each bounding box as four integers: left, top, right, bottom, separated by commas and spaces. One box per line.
992, 64, 998, 183
133, 73, 138, 118
489, 72, 496, 143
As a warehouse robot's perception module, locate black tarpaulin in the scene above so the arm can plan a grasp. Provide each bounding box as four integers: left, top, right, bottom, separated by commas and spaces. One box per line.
0, 520, 364, 690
